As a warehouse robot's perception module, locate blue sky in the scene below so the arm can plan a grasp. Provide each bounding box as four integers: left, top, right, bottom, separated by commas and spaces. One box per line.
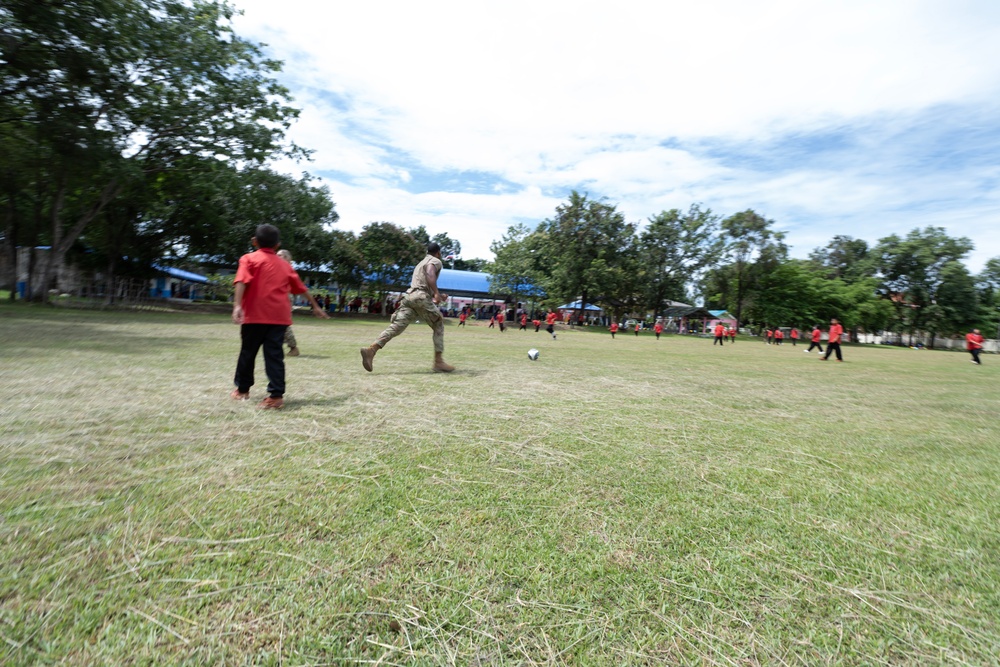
232, 0, 1000, 271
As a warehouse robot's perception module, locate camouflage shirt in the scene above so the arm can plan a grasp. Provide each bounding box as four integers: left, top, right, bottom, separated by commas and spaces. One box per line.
409, 254, 442, 295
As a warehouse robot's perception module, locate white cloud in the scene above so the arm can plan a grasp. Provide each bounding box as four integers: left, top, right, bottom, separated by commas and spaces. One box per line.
232, 0, 1000, 270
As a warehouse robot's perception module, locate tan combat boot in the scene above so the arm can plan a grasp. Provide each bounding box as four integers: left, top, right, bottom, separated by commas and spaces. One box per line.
360, 344, 378, 372
432, 352, 455, 373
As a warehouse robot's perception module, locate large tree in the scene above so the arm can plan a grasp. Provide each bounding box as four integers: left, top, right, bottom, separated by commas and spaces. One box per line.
357, 222, 423, 300
808, 235, 874, 282
536, 191, 636, 315
1, 0, 302, 300
488, 224, 545, 304
714, 210, 786, 326
873, 227, 974, 342
638, 204, 723, 318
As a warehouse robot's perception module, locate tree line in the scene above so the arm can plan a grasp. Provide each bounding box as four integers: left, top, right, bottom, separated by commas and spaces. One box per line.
0, 0, 488, 303
4, 2, 998, 343
489, 191, 1000, 343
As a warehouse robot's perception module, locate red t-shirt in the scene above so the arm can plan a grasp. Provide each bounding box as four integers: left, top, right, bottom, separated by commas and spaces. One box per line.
497, 312, 505, 323
610, 322, 619, 332
775, 330, 784, 339
967, 332, 984, 350
790, 329, 799, 338
532, 319, 540, 327
811, 328, 821, 342
635, 323, 641, 331
459, 312, 467, 322
714, 324, 724, 336
545, 313, 557, 325
521, 314, 527, 325
654, 323, 663, 333
766, 330, 772, 338
828, 324, 843, 344
235, 248, 308, 325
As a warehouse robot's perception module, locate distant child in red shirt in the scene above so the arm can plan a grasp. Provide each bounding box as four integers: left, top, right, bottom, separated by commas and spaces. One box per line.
821, 318, 844, 361
519, 313, 528, 330
231, 224, 328, 409
634, 322, 641, 337
728, 326, 737, 343
790, 327, 799, 346
766, 328, 773, 344
545, 310, 558, 339
806, 325, 824, 353
713, 323, 725, 345
966, 328, 984, 365
458, 311, 467, 327
775, 329, 784, 345
654, 321, 663, 340
532, 318, 541, 332
497, 310, 506, 332
488, 314, 496, 328
610, 321, 619, 338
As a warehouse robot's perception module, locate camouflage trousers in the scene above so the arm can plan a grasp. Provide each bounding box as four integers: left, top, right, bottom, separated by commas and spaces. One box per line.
283, 326, 297, 349
375, 291, 444, 353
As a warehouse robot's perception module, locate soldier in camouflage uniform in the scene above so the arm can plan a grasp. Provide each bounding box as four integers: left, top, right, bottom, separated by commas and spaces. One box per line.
360, 243, 455, 373
277, 250, 300, 356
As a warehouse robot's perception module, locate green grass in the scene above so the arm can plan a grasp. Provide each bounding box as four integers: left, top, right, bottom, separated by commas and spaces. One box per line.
1, 303, 999, 665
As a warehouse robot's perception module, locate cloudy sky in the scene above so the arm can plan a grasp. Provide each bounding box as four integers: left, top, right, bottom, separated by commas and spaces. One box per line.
231, 0, 1000, 271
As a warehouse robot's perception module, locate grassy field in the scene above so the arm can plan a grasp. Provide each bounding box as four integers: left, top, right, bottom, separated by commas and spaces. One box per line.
1, 304, 999, 666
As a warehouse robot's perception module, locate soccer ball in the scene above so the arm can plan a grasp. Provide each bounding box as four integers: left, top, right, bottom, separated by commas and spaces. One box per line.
527, 348, 540, 361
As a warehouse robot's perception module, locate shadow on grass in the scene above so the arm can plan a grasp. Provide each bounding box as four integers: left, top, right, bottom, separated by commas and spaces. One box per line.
280, 395, 352, 409
0, 319, 199, 357
376, 367, 488, 376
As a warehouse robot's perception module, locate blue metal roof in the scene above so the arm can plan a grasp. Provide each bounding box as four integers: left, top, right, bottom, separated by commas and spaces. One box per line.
559, 300, 602, 311
153, 264, 209, 284
437, 268, 493, 296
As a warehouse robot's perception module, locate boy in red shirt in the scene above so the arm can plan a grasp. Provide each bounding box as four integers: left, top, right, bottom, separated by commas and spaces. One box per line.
532, 318, 541, 332
713, 323, 725, 345
966, 328, 984, 365
729, 326, 737, 343
790, 327, 799, 346
766, 328, 773, 344
231, 224, 328, 409
806, 325, 823, 353
497, 310, 506, 332
775, 329, 784, 345
610, 321, 619, 338
654, 321, 663, 340
821, 318, 844, 361
634, 322, 641, 337
519, 313, 528, 331
458, 310, 467, 327
545, 310, 558, 339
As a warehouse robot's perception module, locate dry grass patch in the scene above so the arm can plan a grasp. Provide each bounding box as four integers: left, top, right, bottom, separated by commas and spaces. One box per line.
2, 304, 999, 665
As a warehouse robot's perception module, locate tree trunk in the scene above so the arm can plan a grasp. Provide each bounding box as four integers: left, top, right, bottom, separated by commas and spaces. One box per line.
2, 200, 16, 301
105, 256, 118, 306
38, 179, 120, 303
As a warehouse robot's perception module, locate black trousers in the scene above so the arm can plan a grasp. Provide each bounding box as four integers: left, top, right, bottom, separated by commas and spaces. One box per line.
970, 348, 982, 364
807, 341, 823, 352
714, 335, 724, 345
234, 323, 287, 397
823, 342, 843, 361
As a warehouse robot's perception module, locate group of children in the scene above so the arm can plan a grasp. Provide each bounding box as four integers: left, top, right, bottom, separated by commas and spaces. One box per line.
231, 225, 988, 410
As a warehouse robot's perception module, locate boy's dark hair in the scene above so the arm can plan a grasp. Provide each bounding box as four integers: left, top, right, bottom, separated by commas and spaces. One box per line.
255, 224, 280, 249
427, 242, 441, 255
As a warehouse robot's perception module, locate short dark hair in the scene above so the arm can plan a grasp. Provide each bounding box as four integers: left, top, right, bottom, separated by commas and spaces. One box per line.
255, 224, 280, 249
427, 242, 441, 255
